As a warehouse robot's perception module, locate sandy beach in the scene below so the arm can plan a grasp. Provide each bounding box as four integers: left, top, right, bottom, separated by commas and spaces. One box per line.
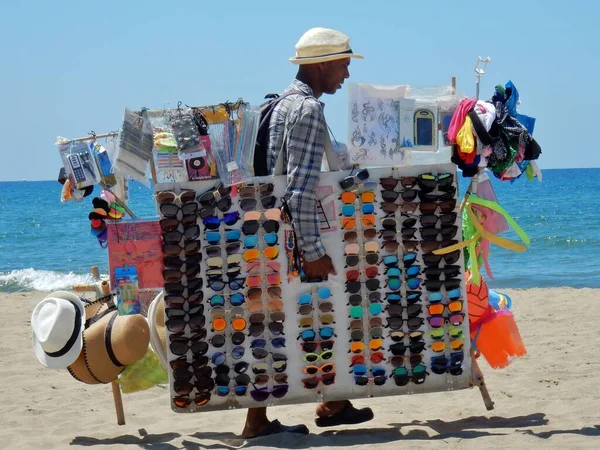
2, 287, 599, 449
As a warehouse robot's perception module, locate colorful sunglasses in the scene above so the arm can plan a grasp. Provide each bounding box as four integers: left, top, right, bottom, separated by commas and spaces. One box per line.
303, 363, 335, 375
428, 313, 466, 328
202, 212, 240, 229
243, 233, 278, 249
156, 189, 196, 205
243, 247, 280, 261
208, 292, 245, 307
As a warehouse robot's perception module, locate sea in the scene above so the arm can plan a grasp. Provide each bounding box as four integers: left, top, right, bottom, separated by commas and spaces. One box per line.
0, 168, 598, 293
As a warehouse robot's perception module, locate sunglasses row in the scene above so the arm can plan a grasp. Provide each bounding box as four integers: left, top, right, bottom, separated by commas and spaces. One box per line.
295, 287, 339, 389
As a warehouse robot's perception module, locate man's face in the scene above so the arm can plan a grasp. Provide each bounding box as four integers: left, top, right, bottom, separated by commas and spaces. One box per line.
320, 58, 351, 95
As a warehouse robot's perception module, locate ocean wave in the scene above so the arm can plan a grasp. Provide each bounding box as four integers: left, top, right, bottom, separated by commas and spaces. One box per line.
0, 269, 105, 293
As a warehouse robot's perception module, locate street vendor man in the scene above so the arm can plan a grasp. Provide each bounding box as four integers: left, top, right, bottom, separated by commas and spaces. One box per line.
241, 27, 375, 438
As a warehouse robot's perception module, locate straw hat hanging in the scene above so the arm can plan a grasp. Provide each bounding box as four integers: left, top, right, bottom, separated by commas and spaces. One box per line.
68, 302, 150, 384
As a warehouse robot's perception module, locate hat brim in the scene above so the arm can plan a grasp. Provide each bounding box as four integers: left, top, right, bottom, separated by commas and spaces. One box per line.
290, 52, 364, 65
32, 291, 85, 369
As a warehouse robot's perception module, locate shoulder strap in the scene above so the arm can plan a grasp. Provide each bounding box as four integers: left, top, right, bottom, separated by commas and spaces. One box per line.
273, 96, 340, 175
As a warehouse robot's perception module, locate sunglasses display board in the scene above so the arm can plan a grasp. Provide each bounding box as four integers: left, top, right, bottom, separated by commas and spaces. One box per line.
155, 163, 472, 413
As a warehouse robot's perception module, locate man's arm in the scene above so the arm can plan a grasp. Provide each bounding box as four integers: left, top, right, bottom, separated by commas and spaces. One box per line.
285, 98, 327, 263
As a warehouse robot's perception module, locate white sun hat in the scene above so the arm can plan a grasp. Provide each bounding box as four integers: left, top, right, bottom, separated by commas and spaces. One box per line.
31, 291, 86, 369
290, 27, 364, 65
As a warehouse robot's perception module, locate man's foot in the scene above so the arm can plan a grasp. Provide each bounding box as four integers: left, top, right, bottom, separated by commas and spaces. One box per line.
315, 400, 374, 428
242, 419, 310, 439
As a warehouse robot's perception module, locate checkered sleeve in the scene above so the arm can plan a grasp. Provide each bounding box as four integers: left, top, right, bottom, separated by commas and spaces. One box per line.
285, 98, 327, 262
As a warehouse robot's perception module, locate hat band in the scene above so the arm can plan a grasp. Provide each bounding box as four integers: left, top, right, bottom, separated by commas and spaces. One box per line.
105, 312, 124, 367
44, 300, 82, 358
296, 49, 354, 60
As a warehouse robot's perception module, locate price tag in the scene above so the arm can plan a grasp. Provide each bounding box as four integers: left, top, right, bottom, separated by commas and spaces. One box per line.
226, 161, 239, 172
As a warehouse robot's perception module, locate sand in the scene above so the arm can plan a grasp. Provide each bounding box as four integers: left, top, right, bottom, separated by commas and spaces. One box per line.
2, 287, 600, 449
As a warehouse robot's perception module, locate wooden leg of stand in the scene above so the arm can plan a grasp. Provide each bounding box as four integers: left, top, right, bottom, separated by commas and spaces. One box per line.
98, 272, 126, 425
471, 353, 495, 411
111, 381, 126, 425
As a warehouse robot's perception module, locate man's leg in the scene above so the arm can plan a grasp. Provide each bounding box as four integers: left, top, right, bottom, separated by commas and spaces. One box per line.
315, 400, 374, 427
242, 407, 310, 439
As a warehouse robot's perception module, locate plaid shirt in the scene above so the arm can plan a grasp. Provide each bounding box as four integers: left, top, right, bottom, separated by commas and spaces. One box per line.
267, 79, 327, 262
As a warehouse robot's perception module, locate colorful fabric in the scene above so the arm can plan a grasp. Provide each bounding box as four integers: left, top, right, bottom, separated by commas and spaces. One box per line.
267, 79, 328, 261
448, 98, 477, 143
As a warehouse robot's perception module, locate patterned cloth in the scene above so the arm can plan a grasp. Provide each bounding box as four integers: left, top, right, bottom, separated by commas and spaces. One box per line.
267, 79, 327, 262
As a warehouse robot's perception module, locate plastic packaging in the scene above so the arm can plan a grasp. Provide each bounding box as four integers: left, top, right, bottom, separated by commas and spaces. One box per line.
113, 108, 154, 187
167, 107, 206, 160
117, 348, 168, 394
57, 139, 101, 189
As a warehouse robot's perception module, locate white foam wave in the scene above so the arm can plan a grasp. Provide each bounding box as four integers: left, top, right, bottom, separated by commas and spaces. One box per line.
0, 268, 105, 293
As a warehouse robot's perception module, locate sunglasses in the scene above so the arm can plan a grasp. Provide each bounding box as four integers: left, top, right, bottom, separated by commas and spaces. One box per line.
389, 340, 426, 356
165, 278, 203, 296
172, 393, 211, 408
299, 313, 335, 328
298, 301, 334, 315
303, 350, 335, 363
429, 326, 465, 341
169, 335, 209, 356
302, 373, 336, 389
424, 279, 462, 292
354, 375, 387, 386
156, 189, 196, 205
204, 243, 242, 259
345, 279, 381, 293
248, 298, 284, 314
163, 264, 201, 283
380, 201, 423, 214
162, 225, 201, 244
424, 251, 461, 268
197, 185, 232, 206
427, 300, 463, 316
243, 233, 279, 249
247, 286, 282, 301
198, 197, 233, 218
386, 303, 422, 317
343, 228, 378, 242
170, 355, 209, 371
165, 291, 204, 307
160, 203, 198, 222
420, 226, 459, 241
243, 209, 281, 222
243, 247, 280, 262
389, 330, 424, 341
345, 253, 379, 267
298, 327, 336, 341
174, 377, 215, 396
208, 292, 245, 307
345, 266, 379, 282
250, 337, 287, 349
391, 365, 428, 386
418, 187, 457, 203
412, 201, 454, 217
241, 220, 279, 235
430, 352, 464, 375
164, 253, 203, 270
424, 266, 462, 281
341, 214, 376, 230
301, 340, 335, 353
417, 173, 454, 192
162, 239, 201, 257
205, 230, 241, 245
379, 176, 418, 190
350, 352, 386, 367
202, 212, 241, 230
238, 183, 274, 198
431, 339, 465, 353
340, 168, 369, 190
403, 240, 458, 254
340, 203, 375, 217
207, 278, 246, 292
303, 363, 335, 376
251, 349, 287, 362
350, 339, 384, 353
250, 384, 289, 402
165, 305, 205, 333
253, 373, 289, 386
340, 191, 376, 204
386, 316, 425, 331
428, 313, 466, 328
428, 288, 462, 304
381, 189, 420, 203
297, 288, 333, 306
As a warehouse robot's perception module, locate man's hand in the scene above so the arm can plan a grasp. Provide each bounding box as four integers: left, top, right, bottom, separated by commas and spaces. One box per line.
302, 254, 337, 280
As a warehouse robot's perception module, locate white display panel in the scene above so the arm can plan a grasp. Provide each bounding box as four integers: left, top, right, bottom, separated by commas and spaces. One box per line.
156, 163, 472, 413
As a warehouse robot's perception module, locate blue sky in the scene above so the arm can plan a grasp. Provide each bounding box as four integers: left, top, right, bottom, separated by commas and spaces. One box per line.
1, 0, 598, 181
